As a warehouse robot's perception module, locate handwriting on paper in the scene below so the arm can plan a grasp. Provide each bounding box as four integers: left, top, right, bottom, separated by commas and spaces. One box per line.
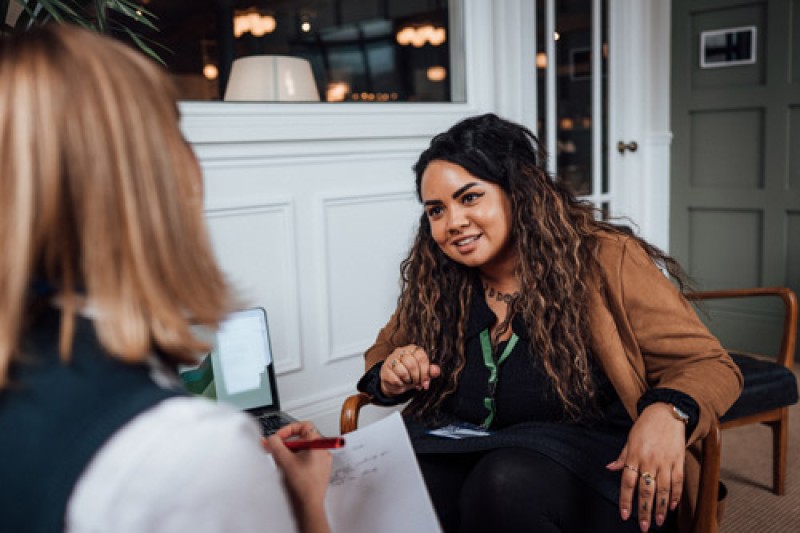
329, 447, 389, 486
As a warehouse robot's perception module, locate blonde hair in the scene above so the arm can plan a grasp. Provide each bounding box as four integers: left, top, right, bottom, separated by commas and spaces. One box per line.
0, 25, 233, 387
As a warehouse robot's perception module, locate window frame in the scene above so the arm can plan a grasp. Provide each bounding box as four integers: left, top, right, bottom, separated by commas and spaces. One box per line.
180, 0, 492, 146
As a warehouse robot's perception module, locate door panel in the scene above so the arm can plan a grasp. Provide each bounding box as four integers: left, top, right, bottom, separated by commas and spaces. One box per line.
688, 208, 763, 287
690, 108, 764, 188
671, 0, 800, 358
794, 0, 800, 83
690, 4, 766, 89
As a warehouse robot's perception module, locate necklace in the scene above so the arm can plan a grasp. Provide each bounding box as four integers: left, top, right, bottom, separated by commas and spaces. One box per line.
484, 284, 520, 304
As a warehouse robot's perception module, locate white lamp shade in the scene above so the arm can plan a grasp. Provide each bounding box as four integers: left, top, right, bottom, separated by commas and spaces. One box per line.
224, 55, 320, 102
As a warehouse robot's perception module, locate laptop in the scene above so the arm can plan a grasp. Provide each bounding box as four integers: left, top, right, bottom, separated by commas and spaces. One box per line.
181, 307, 296, 435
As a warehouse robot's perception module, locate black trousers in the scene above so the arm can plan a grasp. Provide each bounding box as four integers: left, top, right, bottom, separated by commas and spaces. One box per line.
417, 448, 675, 533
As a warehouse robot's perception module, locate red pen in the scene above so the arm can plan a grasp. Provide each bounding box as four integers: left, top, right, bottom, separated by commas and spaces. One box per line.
283, 437, 345, 452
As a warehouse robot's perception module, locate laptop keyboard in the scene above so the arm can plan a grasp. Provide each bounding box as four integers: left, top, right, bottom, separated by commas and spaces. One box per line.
258, 413, 289, 436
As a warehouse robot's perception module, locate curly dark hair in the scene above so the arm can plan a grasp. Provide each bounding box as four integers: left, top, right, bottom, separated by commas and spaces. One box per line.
393, 113, 690, 422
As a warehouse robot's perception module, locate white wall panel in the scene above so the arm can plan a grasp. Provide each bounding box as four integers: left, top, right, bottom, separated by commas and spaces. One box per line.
318, 190, 419, 362
198, 150, 425, 435
205, 202, 303, 373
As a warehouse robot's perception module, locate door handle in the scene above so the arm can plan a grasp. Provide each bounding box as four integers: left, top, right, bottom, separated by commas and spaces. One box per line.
616, 141, 638, 154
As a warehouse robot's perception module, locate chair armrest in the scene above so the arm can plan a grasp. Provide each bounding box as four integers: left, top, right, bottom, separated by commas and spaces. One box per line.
693, 421, 721, 533
340, 392, 374, 434
685, 287, 798, 368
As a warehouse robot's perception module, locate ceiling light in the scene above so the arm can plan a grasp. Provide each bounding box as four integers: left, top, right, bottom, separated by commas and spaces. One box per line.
234, 9, 276, 38
396, 25, 447, 47
203, 64, 218, 80
427, 66, 447, 82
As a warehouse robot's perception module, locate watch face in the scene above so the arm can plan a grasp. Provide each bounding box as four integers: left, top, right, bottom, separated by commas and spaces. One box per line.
673, 405, 689, 423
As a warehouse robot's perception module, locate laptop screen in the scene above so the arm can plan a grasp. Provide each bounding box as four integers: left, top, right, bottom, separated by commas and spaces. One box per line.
182, 308, 281, 412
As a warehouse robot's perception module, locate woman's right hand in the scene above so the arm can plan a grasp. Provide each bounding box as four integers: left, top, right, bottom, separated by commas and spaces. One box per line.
380, 345, 441, 396
264, 422, 332, 533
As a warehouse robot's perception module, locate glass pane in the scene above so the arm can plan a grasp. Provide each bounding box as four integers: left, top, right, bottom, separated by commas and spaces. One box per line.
536, 0, 608, 198
556, 1, 592, 195
112, 0, 462, 103
535, 0, 549, 149
601, 1, 609, 195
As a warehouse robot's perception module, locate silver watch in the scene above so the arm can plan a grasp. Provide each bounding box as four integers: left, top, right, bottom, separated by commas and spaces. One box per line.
671, 404, 690, 424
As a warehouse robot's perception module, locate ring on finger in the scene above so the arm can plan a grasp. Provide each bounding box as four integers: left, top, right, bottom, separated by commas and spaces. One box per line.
623, 464, 639, 474
641, 472, 655, 485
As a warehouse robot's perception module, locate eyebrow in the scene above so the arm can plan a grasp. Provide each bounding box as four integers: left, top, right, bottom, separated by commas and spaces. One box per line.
423, 182, 480, 206
452, 182, 479, 199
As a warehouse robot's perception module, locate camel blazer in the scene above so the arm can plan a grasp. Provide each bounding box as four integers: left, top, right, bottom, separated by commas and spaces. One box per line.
364, 231, 743, 527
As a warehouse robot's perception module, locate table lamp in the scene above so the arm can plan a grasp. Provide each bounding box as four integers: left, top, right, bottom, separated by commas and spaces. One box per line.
224, 55, 320, 101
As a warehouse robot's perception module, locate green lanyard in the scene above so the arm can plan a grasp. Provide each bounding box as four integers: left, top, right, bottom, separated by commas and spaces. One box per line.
479, 328, 519, 428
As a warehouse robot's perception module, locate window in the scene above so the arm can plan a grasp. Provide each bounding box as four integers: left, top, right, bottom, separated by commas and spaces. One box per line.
121, 0, 463, 103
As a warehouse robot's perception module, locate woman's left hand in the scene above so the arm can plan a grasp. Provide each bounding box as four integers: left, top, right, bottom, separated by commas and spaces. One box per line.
606, 403, 687, 532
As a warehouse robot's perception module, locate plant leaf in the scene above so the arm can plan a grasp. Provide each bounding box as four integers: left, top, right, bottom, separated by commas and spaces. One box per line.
16, 0, 49, 28
3, 0, 164, 63
122, 26, 164, 65
105, 0, 157, 31
93, 0, 107, 33
36, 0, 74, 22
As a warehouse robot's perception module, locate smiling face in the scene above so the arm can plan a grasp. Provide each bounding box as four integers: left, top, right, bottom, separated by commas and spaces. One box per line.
420, 160, 517, 275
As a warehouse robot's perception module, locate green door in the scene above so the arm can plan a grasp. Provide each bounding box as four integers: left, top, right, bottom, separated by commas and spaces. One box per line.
670, 0, 800, 357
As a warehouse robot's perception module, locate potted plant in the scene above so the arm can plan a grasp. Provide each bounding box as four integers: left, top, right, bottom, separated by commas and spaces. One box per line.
2, 0, 161, 62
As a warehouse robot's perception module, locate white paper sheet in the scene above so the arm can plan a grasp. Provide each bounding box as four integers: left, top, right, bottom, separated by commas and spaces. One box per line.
262, 412, 440, 533
325, 412, 441, 533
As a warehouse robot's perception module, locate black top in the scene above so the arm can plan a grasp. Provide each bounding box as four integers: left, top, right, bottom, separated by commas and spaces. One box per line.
0, 306, 184, 533
359, 277, 699, 504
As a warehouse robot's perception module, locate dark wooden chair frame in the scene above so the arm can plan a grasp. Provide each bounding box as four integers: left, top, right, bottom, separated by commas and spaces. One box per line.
686, 286, 798, 496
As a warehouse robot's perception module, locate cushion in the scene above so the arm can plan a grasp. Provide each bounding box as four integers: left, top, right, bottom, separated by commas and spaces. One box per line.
720, 353, 799, 422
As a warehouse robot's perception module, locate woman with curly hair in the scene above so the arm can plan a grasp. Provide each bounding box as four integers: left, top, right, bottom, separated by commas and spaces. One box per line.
356, 113, 741, 532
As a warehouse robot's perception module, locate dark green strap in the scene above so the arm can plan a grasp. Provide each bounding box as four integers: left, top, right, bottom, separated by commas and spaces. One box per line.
479, 328, 519, 428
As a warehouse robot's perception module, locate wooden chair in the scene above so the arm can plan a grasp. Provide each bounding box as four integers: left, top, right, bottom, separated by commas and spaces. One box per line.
686, 287, 799, 495
341, 394, 722, 533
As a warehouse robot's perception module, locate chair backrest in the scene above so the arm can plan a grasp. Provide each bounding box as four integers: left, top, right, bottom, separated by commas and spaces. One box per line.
685, 287, 797, 368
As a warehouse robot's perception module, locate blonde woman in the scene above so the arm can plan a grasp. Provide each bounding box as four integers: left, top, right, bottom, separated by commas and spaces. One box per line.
0, 25, 330, 533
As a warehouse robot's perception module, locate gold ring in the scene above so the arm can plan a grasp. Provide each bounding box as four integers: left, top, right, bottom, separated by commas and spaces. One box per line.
641, 472, 655, 485
390, 359, 398, 368
624, 464, 639, 474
